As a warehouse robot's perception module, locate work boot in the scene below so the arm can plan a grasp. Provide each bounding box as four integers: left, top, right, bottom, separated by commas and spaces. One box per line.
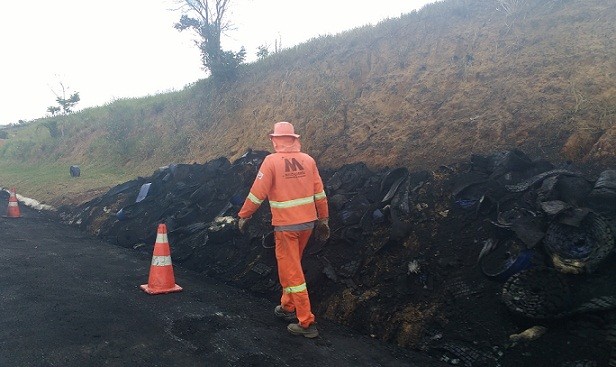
274, 305, 297, 321
287, 323, 319, 338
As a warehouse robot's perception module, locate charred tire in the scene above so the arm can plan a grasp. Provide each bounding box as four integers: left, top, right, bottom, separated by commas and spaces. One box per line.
501, 267, 573, 319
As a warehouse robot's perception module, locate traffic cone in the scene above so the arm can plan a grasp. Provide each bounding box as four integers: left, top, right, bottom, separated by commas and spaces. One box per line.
140, 223, 182, 295
6, 188, 21, 218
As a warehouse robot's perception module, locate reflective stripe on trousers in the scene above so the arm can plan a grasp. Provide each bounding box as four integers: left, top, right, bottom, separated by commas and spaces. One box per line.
284, 283, 307, 294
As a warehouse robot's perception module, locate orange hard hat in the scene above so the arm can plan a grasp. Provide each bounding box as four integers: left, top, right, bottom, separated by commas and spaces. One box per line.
269, 122, 300, 138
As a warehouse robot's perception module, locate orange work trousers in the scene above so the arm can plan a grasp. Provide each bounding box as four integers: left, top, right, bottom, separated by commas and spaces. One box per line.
274, 229, 315, 328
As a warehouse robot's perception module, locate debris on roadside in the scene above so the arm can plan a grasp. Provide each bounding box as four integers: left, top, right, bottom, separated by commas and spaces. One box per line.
59, 148, 616, 366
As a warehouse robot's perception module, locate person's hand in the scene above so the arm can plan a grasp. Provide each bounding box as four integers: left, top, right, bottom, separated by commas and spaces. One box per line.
238, 217, 251, 234
315, 218, 330, 242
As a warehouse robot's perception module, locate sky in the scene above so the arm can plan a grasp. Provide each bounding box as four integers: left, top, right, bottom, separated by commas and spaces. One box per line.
0, 0, 436, 125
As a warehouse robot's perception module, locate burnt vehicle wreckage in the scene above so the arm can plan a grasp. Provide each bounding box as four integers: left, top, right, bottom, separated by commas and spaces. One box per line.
60, 149, 616, 366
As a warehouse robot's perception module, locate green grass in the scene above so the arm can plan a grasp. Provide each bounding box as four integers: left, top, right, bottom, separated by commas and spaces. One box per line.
0, 161, 147, 207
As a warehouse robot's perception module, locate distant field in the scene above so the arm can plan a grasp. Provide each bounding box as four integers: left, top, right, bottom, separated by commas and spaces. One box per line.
0, 162, 151, 207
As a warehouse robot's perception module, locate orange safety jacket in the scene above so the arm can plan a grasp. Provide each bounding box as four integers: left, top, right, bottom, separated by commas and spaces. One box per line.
238, 152, 329, 226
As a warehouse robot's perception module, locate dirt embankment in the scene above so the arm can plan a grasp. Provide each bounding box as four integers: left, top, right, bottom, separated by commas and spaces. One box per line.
179, 0, 615, 173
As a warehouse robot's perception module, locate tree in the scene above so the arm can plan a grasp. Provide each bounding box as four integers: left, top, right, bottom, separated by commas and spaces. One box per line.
174, 0, 246, 83
47, 106, 61, 116
256, 44, 269, 60
48, 81, 80, 115
56, 92, 80, 114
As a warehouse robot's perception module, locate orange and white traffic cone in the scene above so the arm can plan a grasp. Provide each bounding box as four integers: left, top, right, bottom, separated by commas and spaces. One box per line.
140, 223, 182, 295
6, 188, 21, 218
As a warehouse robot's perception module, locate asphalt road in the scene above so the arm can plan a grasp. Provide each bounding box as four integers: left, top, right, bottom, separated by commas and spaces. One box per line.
0, 201, 446, 367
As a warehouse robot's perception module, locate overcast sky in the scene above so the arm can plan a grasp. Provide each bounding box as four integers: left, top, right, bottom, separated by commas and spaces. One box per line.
0, 0, 436, 125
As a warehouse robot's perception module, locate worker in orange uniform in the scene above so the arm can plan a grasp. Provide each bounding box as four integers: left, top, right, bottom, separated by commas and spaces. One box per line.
238, 121, 330, 338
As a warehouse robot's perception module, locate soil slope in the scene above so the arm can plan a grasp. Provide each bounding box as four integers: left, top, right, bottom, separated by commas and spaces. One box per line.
172, 0, 616, 171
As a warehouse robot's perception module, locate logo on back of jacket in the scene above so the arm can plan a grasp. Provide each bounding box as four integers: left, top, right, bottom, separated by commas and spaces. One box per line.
283, 158, 306, 179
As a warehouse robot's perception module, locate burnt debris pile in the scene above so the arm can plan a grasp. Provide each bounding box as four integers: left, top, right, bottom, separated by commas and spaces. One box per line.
61, 149, 616, 366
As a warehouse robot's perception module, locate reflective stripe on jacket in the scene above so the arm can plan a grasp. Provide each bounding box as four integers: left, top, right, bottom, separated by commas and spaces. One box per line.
238, 152, 329, 226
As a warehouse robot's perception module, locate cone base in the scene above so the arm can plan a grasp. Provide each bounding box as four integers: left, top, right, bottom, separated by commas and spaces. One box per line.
2, 215, 21, 219
140, 283, 183, 295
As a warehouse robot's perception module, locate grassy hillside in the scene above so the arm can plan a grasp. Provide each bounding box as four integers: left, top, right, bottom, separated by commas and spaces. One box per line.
1, 0, 614, 206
